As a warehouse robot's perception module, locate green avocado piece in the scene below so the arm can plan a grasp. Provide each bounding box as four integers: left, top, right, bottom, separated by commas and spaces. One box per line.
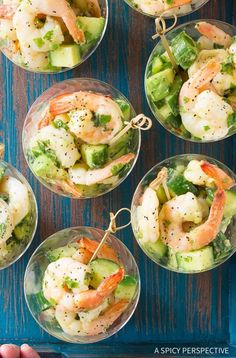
115, 99, 131, 121
114, 275, 137, 300
143, 239, 168, 259
13, 212, 33, 241
146, 68, 175, 102
165, 75, 183, 116
167, 169, 198, 196
49, 44, 81, 68
152, 56, 164, 74
31, 154, 68, 180
81, 144, 108, 169
176, 246, 214, 272
171, 31, 199, 70
77, 16, 105, 39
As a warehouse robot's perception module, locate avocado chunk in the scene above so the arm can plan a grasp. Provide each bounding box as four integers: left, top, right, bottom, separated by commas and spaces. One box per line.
49, 44, 81, 68
88, 258, 119, 288
176, 246, 214, 272
165, 75, 183, 116
81, 144, 108, 169
143, 239, 167, 260
167, 169, 198, 196
207, 188, 236, 218
31, 154, 68, 180
146, 68, 175, 102
115, 99, 131, 121
13, 212, 33, 241
46, 244, 77, 262
167, 248, 178, 269
212, 232, 232, 261
152, 56, 164, 74
114, 275, 137, 300
171, 31, 199, 70
77, 16, 105, 54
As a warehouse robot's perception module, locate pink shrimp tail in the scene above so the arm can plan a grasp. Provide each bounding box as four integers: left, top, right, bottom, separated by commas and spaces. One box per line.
78, 237, 121, 264
97, 267, 124, 297
0, 4, 17, 19
201, 161, 235, 189
49, 93, 76, 115
167, 0, 191, 9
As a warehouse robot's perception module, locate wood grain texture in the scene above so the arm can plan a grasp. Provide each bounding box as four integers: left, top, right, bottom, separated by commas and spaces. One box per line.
0, 0, 236, 357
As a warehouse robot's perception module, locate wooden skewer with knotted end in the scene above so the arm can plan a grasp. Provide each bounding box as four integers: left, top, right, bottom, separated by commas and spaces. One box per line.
89, 208, 131, 263
109, 114, 152, 146
152, 13, 178, 72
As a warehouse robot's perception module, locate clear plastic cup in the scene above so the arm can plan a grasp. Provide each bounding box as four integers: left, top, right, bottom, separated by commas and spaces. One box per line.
145, 19, 236, 143
131, 154, 236, 274
24, 226, 140, 343
22, 78, 141, 199
123, 0, 210, 18
0, 0, 108, 74
0, 160, 38, 270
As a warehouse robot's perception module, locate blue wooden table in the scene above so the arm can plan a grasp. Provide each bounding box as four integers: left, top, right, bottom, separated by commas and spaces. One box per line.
1, 0, 236, 357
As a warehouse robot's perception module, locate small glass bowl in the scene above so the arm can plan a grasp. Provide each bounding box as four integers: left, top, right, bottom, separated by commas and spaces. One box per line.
24, 226, 140, 343
0, 0, 108, 74
22, 78, 141, 199
123, 0, 210, 18
145, 19, 236, 143
0, 160, 38, 270
131, 154, 236, 274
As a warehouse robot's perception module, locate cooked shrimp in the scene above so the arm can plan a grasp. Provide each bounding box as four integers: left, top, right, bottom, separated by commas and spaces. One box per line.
200, 161, 235, 189
74, 237, 121, 265
184, 160, 215, 187
55, 305, 83, 336
179, 60, 233, 140
68, 153, 135, 186
47, 92, 123, 145
132, 0, 191, 16
159, 189, 226, 252
195, 22, 232, 48
0, 4, 17, 19
74, 268, 124, 311
135, 187, 160, 243
52, 179, 83, 198
43, 257, 90, 307
87, 0, 102, 17
82, 299, 129, 335
0, 198, 14, 244
0, 176, 30, 226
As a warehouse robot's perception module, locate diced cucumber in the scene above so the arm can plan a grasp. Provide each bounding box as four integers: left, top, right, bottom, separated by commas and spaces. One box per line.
77, 16, 105, 39
107, 131, 132, 159
49, 44, 81, 68
171, 31, 199, 70
166, 114, 182, 129
167, 247, 178, 269
143, 239, 168, 260
155, 184, 168, 204
0, 162, 7, 182
165, 75, 183, 116
115, 99, 131, 121
81, 144, 108, 169
212, 231, 232, 261
156, 103, 172, 120
152, 56, 163, 74
146, 68, 175, 102
176, 246, 214, 272
114, 275, 137, 300
167, 170, 198, 196
88, 258, 120, 288
46, 244, 77, 262
27, 291, 52, 315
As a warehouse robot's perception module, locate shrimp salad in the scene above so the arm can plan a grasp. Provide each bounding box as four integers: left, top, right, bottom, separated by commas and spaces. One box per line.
128, 0, 205, 17
28, 237, 138, 338
145, 21, 236, 142
0, 161, 36, 268
0, 0, 106, 72
132, 157, 236, 273
24, 89, 138, 198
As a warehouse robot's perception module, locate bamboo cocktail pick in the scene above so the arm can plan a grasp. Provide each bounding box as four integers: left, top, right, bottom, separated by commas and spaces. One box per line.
89, 208, 131, 263
152, 13, 178, 71
0, 144, 5, 159
109, 114, 152, 146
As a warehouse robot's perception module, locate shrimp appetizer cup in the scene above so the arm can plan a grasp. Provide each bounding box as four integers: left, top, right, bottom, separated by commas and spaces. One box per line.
131, 154, 236, 274
0, 0, 107, 73
24, 227, 140, 343
23, 78, 141, 199
124, 0, 209, 18
145, 20, 236, 142
0, 160, 37, 269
